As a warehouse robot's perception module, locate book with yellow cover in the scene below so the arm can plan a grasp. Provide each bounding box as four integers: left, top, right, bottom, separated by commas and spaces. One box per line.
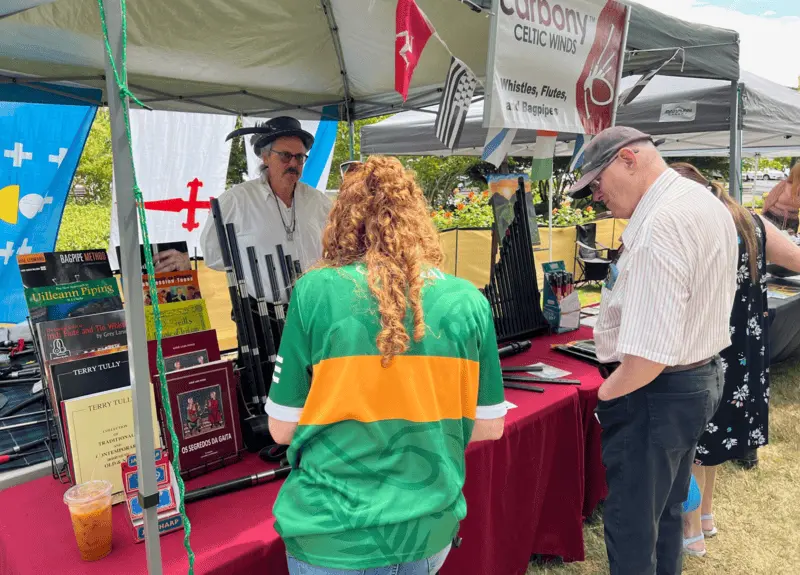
144, 299, 211, 341
62, 387, 161, 503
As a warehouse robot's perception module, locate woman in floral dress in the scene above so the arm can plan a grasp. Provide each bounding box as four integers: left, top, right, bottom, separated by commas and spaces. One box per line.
672, 163, 800, 556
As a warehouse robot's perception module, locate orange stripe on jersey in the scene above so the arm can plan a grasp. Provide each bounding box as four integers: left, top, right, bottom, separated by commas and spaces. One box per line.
299, 355, 480, 425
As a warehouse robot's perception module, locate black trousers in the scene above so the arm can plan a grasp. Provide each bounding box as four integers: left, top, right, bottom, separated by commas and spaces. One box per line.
595, 359, 723, 575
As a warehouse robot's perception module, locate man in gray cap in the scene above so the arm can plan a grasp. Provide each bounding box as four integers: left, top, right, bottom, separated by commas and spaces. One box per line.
569, 127, 737, 574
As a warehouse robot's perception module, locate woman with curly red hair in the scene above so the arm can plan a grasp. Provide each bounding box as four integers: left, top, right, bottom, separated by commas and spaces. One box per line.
266, 156, 506, 575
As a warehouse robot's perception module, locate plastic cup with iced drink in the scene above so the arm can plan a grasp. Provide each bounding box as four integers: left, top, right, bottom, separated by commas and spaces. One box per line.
63, 480, 113, 561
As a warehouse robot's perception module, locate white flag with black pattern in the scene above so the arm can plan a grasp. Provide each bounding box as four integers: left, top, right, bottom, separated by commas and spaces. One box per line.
434, 57, 478, 149
618, 48, 684, 107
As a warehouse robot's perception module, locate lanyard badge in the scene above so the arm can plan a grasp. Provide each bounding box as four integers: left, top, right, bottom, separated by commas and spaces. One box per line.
604, 262, 620, 291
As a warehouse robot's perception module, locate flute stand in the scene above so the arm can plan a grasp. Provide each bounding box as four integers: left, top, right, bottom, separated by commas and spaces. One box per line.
233, 370, 274, 452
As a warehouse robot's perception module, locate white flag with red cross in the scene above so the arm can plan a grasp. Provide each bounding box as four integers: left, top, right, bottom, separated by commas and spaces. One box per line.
108, 110, 236, 269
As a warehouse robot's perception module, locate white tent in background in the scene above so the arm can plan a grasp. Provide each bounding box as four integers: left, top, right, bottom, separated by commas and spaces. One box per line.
361, 71, 800, 158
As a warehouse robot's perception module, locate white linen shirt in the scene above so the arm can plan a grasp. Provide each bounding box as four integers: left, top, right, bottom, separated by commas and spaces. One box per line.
594, 169, 738, 365
200, 174, 331, 303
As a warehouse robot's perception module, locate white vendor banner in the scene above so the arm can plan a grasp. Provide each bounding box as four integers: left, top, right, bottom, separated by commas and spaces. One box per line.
109, 110, 236, 268
484, 0, 628, 134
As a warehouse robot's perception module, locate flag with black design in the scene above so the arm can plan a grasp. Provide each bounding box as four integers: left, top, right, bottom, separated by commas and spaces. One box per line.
434, 57, 478, 149
618, 48, 684, 107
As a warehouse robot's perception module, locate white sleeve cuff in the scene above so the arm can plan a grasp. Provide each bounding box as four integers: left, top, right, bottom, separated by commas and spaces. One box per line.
476, 403, 508, 420
265, 398, 303, 422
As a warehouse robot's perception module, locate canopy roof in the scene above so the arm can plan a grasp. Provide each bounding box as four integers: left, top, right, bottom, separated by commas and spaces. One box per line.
361, 70, 800, 157
0, 0, 738, 120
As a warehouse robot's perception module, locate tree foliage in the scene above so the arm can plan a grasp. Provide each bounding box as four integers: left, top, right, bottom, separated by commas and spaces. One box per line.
55, 203, 111, 251
73, 109, 113, 204
327, 116, 389, 190
226, 116, 248, 189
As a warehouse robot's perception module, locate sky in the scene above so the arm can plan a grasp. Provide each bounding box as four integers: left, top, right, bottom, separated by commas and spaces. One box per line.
633, 0, 799, 87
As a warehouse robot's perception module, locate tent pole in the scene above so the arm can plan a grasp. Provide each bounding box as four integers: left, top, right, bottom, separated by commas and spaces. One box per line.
101, 2, 163, 573
548, 179, 553, 262
348, 120, 356, 161
729, 81, 742, 203
611, 5, 631, 127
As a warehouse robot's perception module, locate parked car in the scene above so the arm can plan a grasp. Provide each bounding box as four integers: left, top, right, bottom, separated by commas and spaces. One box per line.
744, 170, 756, 181
759, 168, 786, 180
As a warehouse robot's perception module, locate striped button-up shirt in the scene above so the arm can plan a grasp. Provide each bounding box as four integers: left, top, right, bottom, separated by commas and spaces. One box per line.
594, 169, 738, 365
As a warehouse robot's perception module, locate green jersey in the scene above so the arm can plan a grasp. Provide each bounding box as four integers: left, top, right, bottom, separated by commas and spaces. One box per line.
267, 263, 505, 569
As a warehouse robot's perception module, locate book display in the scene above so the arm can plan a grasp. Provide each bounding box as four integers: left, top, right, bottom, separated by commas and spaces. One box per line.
13, 250, 132, 485
61, 387, 161, 503
119, 450, 183, 543
36, 311, 127, 362
141, 270, 202, 305
158, 360, 243, 478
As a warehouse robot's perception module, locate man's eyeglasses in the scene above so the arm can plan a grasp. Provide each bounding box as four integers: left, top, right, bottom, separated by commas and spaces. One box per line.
588, 149, 639, 194
340, 160, 363, 179
270, 150, 308, 164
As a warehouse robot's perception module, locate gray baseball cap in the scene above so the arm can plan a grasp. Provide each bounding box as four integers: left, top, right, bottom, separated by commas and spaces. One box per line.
567, 126, 657, 199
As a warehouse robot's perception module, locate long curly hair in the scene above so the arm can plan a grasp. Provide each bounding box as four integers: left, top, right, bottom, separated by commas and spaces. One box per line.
320, 156, 443, 367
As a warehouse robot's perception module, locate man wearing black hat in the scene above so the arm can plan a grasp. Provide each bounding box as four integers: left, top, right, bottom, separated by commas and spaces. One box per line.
200, 116, 331, 302
570, 126, 737, 574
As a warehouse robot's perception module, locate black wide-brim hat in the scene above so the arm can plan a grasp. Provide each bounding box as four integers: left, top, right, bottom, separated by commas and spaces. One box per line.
225, 116, 314, 155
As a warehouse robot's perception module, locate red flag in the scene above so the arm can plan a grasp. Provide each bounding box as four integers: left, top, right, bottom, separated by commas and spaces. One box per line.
395, 0, 434, 101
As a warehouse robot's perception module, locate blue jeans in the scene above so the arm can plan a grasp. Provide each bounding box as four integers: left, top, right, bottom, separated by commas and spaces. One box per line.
286, 545, 451, 575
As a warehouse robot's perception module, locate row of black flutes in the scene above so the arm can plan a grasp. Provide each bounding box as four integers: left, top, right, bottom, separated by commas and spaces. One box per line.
210, 198, 302, 408
183, 465, 291, 503
226, 222, 269, 405
210, 198, 263, 406
247, 247, 278, 368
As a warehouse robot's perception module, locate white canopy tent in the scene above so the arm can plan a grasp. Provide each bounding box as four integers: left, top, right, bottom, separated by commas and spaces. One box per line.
0, 0, 739, 119
0, 2, 741, 572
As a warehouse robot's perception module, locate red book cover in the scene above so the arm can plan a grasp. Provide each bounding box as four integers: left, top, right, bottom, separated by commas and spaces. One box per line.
146, 330, 220, 379
162, 360, 242, 477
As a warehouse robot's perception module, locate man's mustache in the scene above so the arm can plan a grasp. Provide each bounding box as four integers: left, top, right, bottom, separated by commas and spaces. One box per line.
284, 167, 300, 176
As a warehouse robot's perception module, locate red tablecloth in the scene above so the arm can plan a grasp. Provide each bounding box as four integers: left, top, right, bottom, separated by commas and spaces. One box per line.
0, 329, 605, 575
502, 326, 608, 517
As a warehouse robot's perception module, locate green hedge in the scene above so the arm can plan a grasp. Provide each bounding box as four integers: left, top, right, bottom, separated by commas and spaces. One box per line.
55, 203, 111, 251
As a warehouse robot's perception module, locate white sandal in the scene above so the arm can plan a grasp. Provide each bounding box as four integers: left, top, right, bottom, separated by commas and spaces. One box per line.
683, 534, 707, 557
701, 513, 718, 538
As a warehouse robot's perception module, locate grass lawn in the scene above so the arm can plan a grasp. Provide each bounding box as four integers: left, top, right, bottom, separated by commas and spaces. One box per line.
527, 348, 800, 575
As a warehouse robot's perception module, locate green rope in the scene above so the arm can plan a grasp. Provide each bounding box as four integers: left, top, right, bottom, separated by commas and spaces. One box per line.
96, 0, 194, 572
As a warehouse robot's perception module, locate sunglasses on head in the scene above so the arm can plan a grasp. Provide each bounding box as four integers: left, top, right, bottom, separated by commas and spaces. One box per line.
340, 160, 363, 179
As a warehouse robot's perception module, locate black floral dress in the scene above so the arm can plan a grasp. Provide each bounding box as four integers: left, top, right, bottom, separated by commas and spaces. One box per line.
695, 214, 770, 466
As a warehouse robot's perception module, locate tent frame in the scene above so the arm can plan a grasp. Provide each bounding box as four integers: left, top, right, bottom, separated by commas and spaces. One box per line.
102, 3, 163, 572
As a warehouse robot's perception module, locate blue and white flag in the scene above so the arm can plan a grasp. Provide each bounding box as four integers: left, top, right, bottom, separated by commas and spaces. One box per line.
244, 107, 339, 191
481, 127, 517, 168
569, 134, 593, 172
0, 101, 96, 323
